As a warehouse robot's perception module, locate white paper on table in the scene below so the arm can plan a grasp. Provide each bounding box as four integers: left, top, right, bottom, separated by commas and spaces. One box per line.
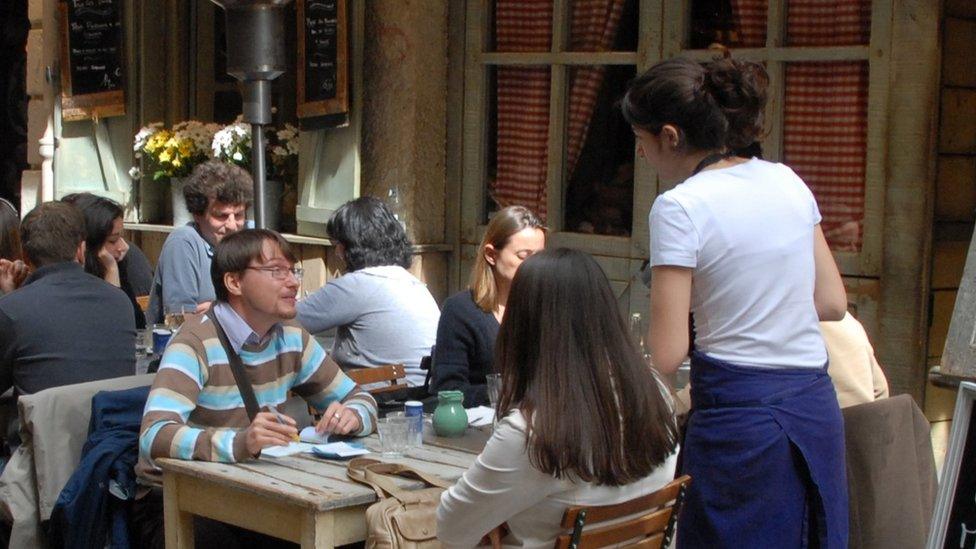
310, 441, 370, 457
299, 426, 330, 444
262, 440, 369, 458
466, 406, 495, 427
262, 442, 314, 458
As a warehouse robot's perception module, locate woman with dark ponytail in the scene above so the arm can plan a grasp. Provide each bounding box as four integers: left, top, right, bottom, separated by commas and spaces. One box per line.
623, 56, 849, 547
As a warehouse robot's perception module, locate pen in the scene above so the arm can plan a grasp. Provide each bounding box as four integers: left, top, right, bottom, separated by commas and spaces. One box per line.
267, 406, 300, 442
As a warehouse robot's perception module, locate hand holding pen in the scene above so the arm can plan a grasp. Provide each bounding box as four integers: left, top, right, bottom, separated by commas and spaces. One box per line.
244, 406, 299, 456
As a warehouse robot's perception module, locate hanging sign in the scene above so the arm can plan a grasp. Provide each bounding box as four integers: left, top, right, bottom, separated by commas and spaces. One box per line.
297, 0, 349, 119
58, 0, 127, 121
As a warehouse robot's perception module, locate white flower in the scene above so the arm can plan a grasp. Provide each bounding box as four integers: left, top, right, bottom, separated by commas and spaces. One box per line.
128, 166, 143, 179
232, 152, 243, 161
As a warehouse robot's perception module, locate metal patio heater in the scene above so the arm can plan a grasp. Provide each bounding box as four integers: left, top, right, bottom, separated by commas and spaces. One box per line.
210, 0, 293, 229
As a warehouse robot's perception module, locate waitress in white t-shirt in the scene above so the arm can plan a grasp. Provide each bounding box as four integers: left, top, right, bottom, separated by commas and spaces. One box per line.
622, 55, 849, 548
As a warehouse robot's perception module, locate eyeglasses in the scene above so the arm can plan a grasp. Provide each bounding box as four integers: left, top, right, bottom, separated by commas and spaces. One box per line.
245, 266, 304, 281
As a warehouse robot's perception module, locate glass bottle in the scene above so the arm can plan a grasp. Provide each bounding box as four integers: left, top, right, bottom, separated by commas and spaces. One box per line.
630, 312, 650, 363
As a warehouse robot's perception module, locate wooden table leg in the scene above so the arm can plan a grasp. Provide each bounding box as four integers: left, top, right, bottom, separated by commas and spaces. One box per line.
163, 473, 195, 549
301, 511, 335, 549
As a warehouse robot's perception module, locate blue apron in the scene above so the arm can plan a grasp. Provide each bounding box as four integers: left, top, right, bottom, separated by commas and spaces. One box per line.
676, 351, 848, 548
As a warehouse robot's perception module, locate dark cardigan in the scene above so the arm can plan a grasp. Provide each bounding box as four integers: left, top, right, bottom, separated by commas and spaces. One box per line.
430, 290, 499, 407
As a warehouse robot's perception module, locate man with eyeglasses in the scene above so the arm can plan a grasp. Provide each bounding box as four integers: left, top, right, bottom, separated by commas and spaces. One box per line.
133, 229, 376, 548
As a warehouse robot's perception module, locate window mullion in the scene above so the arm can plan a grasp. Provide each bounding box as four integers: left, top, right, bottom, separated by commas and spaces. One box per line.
460, 0, 488, 238
763, 61, 785, 161
546, 2, 570, 230
767, 0, 785, 47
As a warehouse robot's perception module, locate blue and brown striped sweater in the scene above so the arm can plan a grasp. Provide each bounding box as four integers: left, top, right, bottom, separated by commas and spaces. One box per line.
137, 314, 376, 484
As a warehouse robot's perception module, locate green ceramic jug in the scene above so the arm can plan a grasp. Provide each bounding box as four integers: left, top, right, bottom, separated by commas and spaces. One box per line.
433, 390, 468, 437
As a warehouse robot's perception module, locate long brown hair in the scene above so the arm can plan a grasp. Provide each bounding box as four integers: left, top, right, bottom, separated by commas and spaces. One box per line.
469, 205, 546, 313
495, 248, 678, 486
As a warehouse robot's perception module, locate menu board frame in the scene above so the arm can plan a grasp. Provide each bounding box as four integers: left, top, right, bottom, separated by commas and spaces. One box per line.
297, 0, 349, 119
929, 381, 976, 548
58, 0, 127, 122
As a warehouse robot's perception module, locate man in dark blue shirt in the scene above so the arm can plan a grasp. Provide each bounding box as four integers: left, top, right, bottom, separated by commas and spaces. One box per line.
0, 202, 135, 400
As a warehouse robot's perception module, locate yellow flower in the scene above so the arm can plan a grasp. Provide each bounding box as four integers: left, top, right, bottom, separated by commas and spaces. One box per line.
145, 131, 170, 154
159, 149, 172, 163
177, 139, 193, 157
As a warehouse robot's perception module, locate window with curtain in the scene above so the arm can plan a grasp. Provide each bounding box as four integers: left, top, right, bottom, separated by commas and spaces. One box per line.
684, 0, 879, 266
478, 0, 639, 237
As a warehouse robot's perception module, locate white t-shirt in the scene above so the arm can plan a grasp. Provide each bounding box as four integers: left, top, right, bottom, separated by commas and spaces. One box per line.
649, 158, 827, 369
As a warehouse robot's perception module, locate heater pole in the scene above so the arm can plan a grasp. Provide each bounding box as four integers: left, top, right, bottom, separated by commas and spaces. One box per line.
211, 0, 292, 231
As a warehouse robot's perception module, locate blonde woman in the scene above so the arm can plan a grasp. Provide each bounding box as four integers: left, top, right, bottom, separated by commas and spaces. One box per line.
430, 206, 545, 406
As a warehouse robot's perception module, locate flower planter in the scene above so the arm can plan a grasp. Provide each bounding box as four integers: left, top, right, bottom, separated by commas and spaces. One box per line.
170, 177, 192, 226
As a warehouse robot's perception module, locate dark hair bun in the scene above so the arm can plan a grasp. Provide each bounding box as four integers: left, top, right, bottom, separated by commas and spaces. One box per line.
703, 58, 769, 150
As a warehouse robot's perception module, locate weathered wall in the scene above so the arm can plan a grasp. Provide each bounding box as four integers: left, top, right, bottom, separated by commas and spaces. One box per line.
925, 0, 976, 419
360, 0, 449, 246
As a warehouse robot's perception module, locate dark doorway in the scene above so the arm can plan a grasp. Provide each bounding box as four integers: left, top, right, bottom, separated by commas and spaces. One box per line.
0, 0, 29, 212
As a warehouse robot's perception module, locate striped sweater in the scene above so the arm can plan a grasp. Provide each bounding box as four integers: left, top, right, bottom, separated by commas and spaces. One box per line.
137, 313, 376, 484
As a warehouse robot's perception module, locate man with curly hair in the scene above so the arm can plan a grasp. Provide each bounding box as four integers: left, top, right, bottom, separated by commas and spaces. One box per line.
147, 160, 253, 324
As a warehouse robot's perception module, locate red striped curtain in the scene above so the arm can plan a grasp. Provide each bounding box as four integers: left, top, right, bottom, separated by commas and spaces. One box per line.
492, 1, 624, 221
493, 1, 553, 218
732, 0, 871, 251
566, 1, 627, 179
731, 0, 767, 47
782, 0, 872, 252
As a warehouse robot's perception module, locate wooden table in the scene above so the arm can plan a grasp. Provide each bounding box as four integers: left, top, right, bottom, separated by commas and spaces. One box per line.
158, 431, 484, 548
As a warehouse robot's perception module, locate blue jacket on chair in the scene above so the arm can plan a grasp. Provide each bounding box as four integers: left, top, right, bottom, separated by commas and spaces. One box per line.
50, 385, 150, 549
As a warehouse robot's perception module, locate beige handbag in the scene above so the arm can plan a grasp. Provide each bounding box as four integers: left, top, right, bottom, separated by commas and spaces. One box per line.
347, 457, 454, 549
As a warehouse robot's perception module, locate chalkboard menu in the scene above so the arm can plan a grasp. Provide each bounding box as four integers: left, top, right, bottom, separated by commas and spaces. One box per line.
297, 0, 348, 118
929, 382, 976, 548
58, 0, 126, 121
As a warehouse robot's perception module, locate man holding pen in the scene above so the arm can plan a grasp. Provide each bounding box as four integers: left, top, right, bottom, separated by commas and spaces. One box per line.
133, 229, 376, 548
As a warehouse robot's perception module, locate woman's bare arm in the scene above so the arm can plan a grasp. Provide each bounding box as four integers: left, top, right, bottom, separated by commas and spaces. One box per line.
813, 225, 847, 321
648, 266, 693, 375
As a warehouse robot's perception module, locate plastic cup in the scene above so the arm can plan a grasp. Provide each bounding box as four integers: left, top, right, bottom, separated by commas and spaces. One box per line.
152, 325, 173, 354
377, 415, 411, 458
404, 401, 424, 447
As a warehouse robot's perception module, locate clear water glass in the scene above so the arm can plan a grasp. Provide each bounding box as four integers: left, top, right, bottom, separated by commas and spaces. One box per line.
377, 416, 411, 458
486, 373, 502, 407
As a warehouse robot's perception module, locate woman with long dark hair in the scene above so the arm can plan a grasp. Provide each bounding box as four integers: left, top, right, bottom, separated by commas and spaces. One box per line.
437, 248, 678, 549
61, 193, 149, 328
430, 205, 545, 406
623, 55, 848, 547
0, 197, 27, 295
297, 196, 439, 386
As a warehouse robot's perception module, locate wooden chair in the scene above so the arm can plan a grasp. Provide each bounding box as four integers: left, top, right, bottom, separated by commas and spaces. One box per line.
554, 475, 691, 549
346, 364, 408, 395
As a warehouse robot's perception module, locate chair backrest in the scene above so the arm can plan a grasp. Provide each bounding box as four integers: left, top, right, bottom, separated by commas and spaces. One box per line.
346, 364, 407, 394
0, 374, 156, 548
554, 475, 691, 549
843, 394, 936, 548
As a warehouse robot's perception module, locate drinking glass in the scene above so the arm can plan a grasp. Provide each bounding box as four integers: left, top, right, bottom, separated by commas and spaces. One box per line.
486, 373, 502, 408
377, 415, 411, 458
164, 304, 193, 330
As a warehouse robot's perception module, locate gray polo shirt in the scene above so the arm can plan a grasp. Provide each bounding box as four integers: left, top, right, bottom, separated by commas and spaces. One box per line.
147, 223, 215, 324
296, 265, 440, 386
